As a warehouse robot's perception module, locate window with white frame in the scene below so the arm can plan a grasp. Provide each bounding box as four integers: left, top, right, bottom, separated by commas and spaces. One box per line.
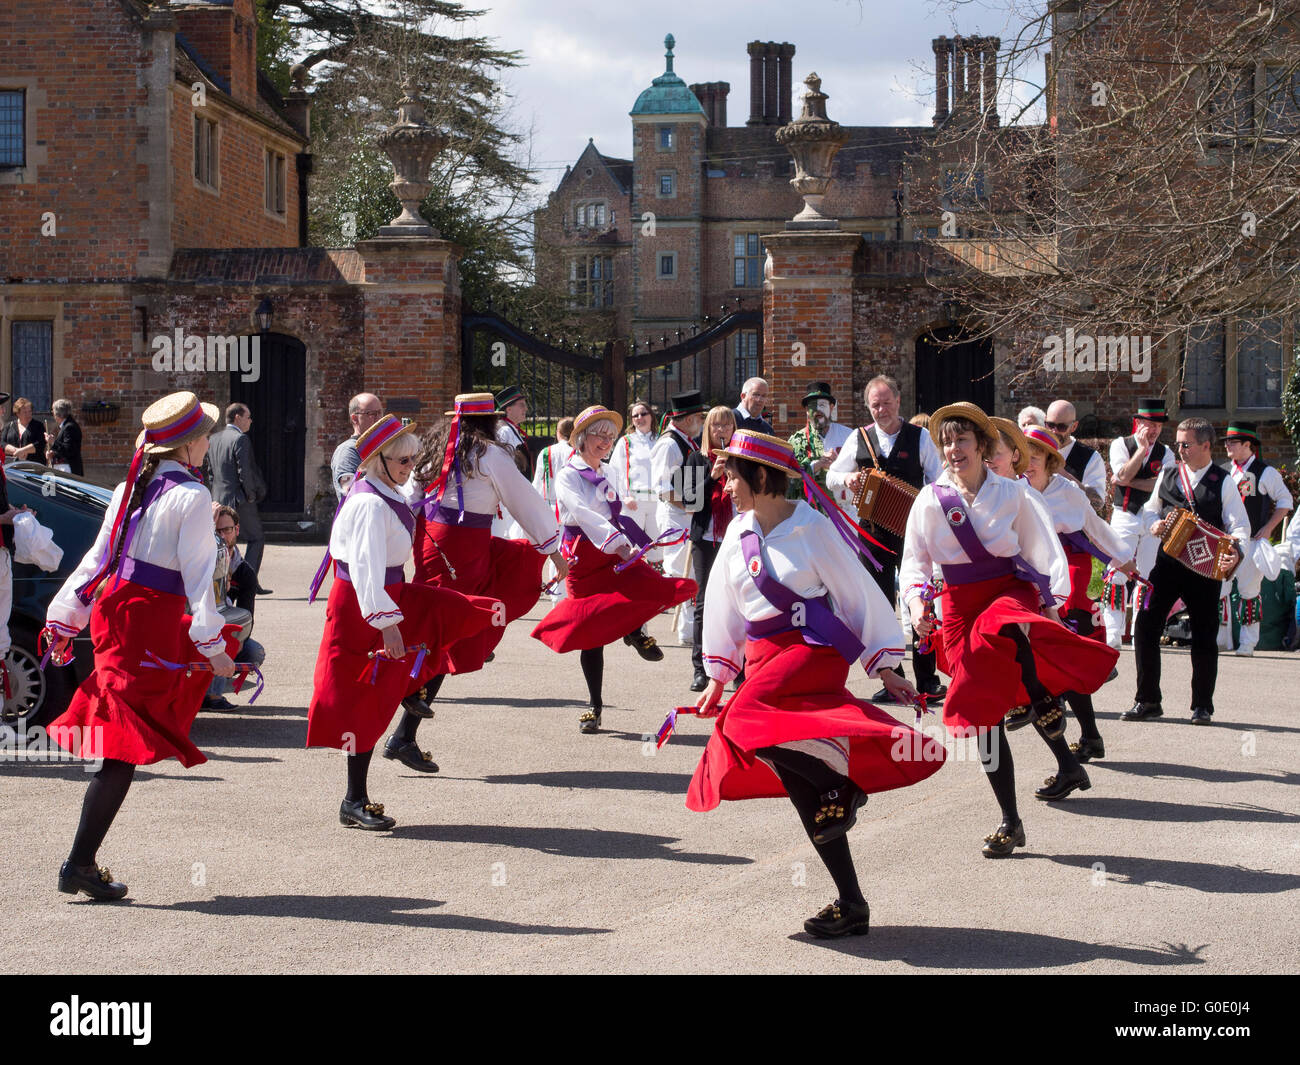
657, 125, 674, 150
264, 148, 286, 215
657, 171, 675, 197
194, 114, 218, 188
569, 255, 614, 308
0, 90, 24, 167
11, 320, 53, 413
733, 234, 764, 287
657, 252, 676, 279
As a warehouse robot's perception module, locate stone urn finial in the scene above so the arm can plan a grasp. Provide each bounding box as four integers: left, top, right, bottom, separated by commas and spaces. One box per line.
376, 79, 449, 237
774, 72, 850, 229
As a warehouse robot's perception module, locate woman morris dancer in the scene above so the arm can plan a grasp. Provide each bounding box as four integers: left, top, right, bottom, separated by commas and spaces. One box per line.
1020, 424, 1136, 772
532, 404, 696, 733
43, 392, 241, 901
383, 394, 566, 771
684, 431, 947, 938
608, 398, 661, 561
900, 403, 1118, 858
306, 415, 498, 830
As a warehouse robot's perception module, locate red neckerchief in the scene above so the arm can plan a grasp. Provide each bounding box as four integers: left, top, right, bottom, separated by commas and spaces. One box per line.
671, 425, 699, 453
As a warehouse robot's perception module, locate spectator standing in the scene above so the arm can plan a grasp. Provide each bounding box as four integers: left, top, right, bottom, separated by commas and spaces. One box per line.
3, 397, 47, 465
46, 399, 83, 475
331, 393, 384, 501
207, 403, 270, 590
733, 377, 774, 434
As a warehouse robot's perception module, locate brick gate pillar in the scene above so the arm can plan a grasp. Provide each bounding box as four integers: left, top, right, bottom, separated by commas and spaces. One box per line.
356, 236, 462, 422
760, 230, 859, 437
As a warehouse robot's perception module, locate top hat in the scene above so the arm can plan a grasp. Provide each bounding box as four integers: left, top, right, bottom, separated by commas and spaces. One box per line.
802, 381, 836, 408
718, 430, 803, 480
929, 400, 998, 450
357, 414, 417, 464
1225, 421, 1261, 447
1135, 398, 1168, 422
666, 389, 707, 418
572, 405, 624, 438
445, 392, 499, 417
494, 385, 526, 410
140, 391, 220, 455
989, 416, 1032, 476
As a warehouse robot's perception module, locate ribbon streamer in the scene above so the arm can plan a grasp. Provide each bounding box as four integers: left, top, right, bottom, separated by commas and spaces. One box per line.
801, 475, 887, 572
358, 643, 430, 686
655, 703, 710, 749
38, 626, 77, 671
915, 581, 942, 655
139, 650, 265, 704
613, 527, 688, 573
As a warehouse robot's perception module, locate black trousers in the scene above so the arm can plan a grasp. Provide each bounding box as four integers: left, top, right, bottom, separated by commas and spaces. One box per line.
691, 538, 721, 674
869, 556, 937, 687
1134, 552, 1221, 711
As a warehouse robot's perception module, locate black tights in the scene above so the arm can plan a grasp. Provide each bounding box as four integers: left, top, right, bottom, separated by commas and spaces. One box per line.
346, 748, 374, 803
393, 674, 447, 744
1001, 622, 1082, 774
978, 724, 1018, 828
1067, 692, 1101, 740
580, 647, 603, 708
757, 745, 864, 907
68, 758, 136, 867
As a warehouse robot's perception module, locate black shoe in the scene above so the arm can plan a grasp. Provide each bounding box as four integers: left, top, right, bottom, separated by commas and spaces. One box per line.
339, 799, 396, 830
255, 586, 274, 596
383, 737, 439, 773
1121, 701, 1163, 721
870, 687, 896, 704
1034, 766, 1091, 801
690, 670, 709, 692
579, 707, 602, 734
1033, 696, 1066, 741
811, 783, 866, 844
58, 860, 128, 901
1106, 666, 1119, 682
401, 688, 434, 720
918, 679, 947, 702
981, 821, 1026, 858
201, 695, 237, 712
803, 898, 870, 938
1069, 736, 1105, 763
1004, 705, 1035, 731
1190, 707, 1214, 725
485, 652, 495, 662
623, 630, 663, 662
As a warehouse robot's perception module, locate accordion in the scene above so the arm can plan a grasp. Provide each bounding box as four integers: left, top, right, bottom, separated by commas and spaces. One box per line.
1159, 508, 1241, 581
852, 468, 919, 538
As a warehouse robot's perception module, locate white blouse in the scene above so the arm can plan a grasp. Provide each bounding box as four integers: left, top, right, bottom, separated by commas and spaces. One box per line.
651, 428, 696, 510
702, 501, 906, 683
47, 460, 226, 656
329, 475, 415, 630
531, 441, 573, 506
415, 445, 559, 554
1039, 475, 1131, 563
899, 469, 1071, 609
556, 455, 634, 553
609, 430, 657, 501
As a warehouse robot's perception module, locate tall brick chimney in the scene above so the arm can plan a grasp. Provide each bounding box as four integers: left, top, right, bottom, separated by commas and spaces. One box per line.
171, 0, 258, 108
745, 41, 796, 125
690, 81, 730, 127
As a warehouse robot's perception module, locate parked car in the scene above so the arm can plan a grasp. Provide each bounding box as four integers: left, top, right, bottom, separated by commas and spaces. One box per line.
1, 462, 249, 733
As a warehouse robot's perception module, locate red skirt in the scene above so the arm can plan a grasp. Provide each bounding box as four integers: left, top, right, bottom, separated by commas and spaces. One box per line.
1065, 547, 1106, 643
306, 573, 499, 752
686, 632, 948, 812
413, 516, 545, 673
531, 536, 695, 653
47, 578, 241, 768
937, 574, 1119, 734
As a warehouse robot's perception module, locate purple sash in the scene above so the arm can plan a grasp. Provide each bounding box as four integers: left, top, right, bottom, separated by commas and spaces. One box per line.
573, 464, 651, 550
416, 495, 494, 529
932, 483, 1055, 607
308, 477, 414, 602
1059, 529, 1112, 565
335, 561, 405, 586
739, 530, 866, 665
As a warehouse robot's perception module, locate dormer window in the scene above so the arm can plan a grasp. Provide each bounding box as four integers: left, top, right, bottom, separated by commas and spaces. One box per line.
658, 125, 674, 150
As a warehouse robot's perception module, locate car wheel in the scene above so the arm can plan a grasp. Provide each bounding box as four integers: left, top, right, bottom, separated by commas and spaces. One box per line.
2, 626, 74, 734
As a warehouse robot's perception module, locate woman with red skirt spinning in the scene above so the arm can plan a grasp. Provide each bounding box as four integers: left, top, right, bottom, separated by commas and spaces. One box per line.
44, 392, 240, 901
307, 415, 498, 830
531, 405, 696, 733
900, 403, 1118, 858
384, 393, 566, 771
686, 432, 947, 938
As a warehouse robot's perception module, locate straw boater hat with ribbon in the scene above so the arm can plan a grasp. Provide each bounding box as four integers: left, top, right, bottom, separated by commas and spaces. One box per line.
572, 404, 624, 439
929, 400, 999, 451
1224, 421, 1261, 451
1022, 423, 1065, 474
356, 413, 418, 466
718, 430, 804, 479
989, 416, 1032, 476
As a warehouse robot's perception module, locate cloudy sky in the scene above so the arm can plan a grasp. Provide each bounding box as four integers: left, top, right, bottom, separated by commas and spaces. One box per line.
461, 0, 1039, 201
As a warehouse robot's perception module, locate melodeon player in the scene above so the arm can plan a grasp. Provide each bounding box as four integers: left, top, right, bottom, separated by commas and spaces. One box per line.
827, 375, 944, 704
1124, 417, 1250, 727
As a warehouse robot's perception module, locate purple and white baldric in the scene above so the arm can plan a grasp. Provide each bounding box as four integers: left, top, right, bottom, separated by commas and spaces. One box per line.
565, 463, 686, 566
308, 479, 415, 603
932, 483, 1055, 608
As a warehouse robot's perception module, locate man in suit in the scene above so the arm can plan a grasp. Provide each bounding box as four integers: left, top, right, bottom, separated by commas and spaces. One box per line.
733, 377, 773, 434
207, 403, 270, 592
3, 397, 47, 465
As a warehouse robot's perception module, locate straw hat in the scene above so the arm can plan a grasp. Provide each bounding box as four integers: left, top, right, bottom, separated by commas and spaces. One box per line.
572, 404, 624, 438
929, 400, 998, 451
444, 392, 498, 417
139, 391, 219, 455
718, 430, 803, 479
1022, 423, 1065, 473
357, 414, 418, 464
989, 416, 1031, 476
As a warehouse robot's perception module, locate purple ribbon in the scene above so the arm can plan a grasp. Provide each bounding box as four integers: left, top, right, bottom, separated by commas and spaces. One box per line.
309, 479, 415, 602
613, 527, 687, 573
574, 465, 651, 549
139, 650, 265, 704
1059, 529, 1113, 565
801, 475, 883, 572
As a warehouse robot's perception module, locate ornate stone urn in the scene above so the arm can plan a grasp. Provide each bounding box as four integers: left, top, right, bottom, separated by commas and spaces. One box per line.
775, 73, 850, 229
376, 79, 449, 237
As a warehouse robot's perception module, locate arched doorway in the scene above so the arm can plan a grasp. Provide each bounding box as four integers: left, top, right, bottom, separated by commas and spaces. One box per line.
915, 324, 995, 415
230, 332, 306, 513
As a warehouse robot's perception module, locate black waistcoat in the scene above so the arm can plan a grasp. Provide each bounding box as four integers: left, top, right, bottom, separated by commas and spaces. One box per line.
1156, 464, 1226, 531
1063, 439, 1097, 484
1235, 455, 1275, 536
857, 422, 925, 489
1111, 436, 1169, 514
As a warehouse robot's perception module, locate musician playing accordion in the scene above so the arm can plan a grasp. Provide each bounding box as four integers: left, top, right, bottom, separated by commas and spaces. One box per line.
1124, 417, 1249, 727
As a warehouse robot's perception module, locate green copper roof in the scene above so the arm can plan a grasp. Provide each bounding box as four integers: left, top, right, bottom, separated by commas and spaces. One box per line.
630, 34, 705, 116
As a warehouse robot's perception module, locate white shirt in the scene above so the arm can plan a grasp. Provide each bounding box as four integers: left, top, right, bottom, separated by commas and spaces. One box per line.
557, 455, 633, 553
821, 422, 854, 505
651, 427, 697, 510
899, 469, 1072, 608
531, 441, 574, 506
609, 430, 657, 501
1038, 475, 1132, 563
328, 475, 414, 630
1228, 460, 1293, 534
1142, 463, 1250, 542
1108, 435, 1175, 484
415, 445, 559, 554
702, 501, 906, 683
826, 422, 943, 493
496, 420, 526, 451
47, 460, 226, 656
1059, 438, 1107, 499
